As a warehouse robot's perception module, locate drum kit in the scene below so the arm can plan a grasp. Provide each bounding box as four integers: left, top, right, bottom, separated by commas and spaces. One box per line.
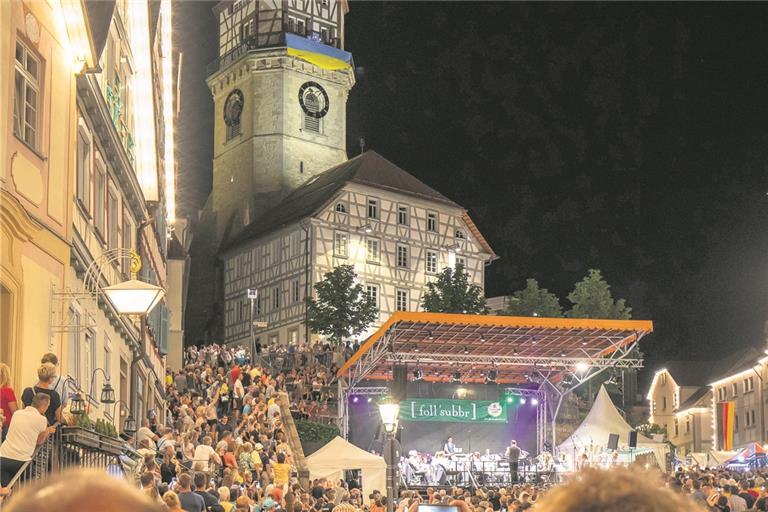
400, 448, 556, 486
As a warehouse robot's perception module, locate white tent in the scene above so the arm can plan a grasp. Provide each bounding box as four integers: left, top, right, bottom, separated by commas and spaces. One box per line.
708, 450, 738, 467
558, 385, 669, 470
306, 437, 387, 498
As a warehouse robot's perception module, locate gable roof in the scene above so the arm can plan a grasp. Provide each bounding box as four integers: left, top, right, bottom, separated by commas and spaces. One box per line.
678, 386, 711, 410
221, 150, 479, 253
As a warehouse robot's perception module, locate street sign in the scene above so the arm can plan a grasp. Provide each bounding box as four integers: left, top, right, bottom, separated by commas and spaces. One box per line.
252, 321, 268, 328
247, 289, 258, 299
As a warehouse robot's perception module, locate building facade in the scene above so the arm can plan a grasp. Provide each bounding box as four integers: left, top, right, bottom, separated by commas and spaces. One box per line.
1, 0, 90, 388
2, 0, 177, 427
711, 357, 768, 450
220, 152, 496, 346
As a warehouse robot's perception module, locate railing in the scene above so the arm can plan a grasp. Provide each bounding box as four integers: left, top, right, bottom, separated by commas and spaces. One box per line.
5, 426, 139, 497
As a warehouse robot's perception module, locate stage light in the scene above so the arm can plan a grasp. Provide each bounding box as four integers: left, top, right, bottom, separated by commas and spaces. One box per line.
463, 346, 469, 354
485, 369, 497, 384
506, 395, 514, 404
520, 398, 526, 405
575, 361, 590, 373
367, 397, 373, 403
512, 347, 518, 355
413, 368, 424, 381
351, 395, 359, 403
456, 387, 467, 399
427, 331, 434, 340
531, 398, 539, 406
581, 337, 588, 346
414, 346, 420, 353
479, 333, 486, 342
451, 371, 462, 383
560, 351, 567, 357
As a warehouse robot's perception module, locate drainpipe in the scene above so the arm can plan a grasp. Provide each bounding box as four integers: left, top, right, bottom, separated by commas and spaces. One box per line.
753, 366, 765, 446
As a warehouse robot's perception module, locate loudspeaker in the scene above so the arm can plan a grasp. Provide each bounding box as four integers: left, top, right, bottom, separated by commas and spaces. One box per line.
628, 430, 638, 448
391, 365, 408, 401
607, 433, 619, 451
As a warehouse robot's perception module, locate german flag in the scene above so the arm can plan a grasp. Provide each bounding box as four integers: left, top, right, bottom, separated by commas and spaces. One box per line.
717, 401, 735, 450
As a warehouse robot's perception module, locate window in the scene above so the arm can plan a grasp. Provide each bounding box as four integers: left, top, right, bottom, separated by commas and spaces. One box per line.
367, 198, 379, 219
398, 205, 409, 226
685, 418, 690, 434
735, 414, 739, 431
273, 287, 280, 309
745, 376, 755, 393
107, 189, 119, 250
320, 27, 328, 43
426, 250, 438, 274
292, 279, 300, 303
303, 112, 320, 133
104, 338, 111, 382
662, 396, 667, 411
397, 244, 409, 268
718, 387, 727, 402
67, 309, 81, 383
334, 231, 348, 258
456, 257, 466, 268
13, 40, 41, 149
455, 229, 465, 239
297, 18, 306, 35
732, 382, 738, 397
396, 289, 408, 312
660, 373, 667, 385
674, 418, 679, 437
227, 118, 241, 140
366, 284, 379, 308
77, 130, 91, 210
335, 202, 347, 213
94, 155, 107, 236
289, 329, 299, 345
751, 410, 756, 426
427, 211, 437, 232
86, 329, 96, 390
366, 238, 380, 264
269, 334, 279, 346
122, 209, 133, 276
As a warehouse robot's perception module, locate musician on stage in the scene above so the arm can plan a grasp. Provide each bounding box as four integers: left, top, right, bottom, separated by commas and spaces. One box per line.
506, 439, 521, 483
443, 436, 457, 455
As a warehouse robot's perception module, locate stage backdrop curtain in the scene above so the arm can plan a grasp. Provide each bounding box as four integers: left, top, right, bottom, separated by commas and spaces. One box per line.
557, 385, 669, 471
306, 436, 387, 498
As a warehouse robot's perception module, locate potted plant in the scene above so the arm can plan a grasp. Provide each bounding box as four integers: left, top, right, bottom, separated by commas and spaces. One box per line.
62, 414, 100, 448
94, 419, 123, 455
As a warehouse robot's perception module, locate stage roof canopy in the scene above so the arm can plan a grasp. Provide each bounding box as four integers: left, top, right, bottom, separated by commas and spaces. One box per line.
338, 312, 653, 386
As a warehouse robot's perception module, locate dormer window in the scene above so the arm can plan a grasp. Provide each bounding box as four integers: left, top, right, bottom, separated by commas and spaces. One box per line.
455, 229, 465, 239
335, 202, 347, 214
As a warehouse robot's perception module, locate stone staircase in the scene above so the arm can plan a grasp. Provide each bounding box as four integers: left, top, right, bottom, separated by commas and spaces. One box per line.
277, 391, 310, 489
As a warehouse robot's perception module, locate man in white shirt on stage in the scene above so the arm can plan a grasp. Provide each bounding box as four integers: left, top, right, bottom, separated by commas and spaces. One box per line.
443, 436, 456, 455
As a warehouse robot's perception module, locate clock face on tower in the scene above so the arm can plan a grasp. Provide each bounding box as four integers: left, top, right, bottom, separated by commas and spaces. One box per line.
223, 89, 244, 126
298, 81, 329, 119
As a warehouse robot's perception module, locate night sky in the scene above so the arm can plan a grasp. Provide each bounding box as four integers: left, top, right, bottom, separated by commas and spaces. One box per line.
176, 2, 768, 369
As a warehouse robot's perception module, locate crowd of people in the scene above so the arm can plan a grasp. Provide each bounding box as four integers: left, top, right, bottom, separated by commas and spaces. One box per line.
8, 344, 768, 511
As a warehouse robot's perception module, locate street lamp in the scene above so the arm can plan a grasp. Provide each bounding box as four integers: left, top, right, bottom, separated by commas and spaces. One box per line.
113, 399, 137, 435
102, 279, 165, 315
378, 398, 400, 512
88, 368, 116, 405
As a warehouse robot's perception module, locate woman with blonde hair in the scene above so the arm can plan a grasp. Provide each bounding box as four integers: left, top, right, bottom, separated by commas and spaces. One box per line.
162, 490, 184, 512
0, 363, 18, 439
20, 363, 61, 426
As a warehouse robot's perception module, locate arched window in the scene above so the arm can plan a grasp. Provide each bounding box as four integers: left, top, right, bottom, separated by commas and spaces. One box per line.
335, 202, 347, 213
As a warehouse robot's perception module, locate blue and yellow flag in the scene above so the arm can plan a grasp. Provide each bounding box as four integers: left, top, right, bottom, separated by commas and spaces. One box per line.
286, 33, 353, 71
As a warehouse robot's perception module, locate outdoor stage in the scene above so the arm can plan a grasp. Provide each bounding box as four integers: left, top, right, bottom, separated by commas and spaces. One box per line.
336, 311, 654, 477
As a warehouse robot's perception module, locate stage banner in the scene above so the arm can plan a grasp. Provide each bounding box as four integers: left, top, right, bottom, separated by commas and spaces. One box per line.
399, 399, 507, 423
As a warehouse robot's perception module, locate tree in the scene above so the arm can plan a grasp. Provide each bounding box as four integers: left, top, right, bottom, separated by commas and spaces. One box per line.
306, 265, 378, 345
566, 269, 632, 319
501, 278, 563, 317
421, 264, 487, 314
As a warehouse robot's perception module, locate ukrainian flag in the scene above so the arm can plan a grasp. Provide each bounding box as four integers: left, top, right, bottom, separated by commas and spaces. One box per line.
286, 33, 353, 71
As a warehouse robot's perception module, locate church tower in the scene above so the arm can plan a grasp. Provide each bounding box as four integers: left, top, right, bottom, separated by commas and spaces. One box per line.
206, 0, 355, 242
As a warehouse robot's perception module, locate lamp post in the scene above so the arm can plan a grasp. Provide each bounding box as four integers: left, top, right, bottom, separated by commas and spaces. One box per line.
62, 376, 92, 416
113, 399, 137, 436
378, 398, 400, 512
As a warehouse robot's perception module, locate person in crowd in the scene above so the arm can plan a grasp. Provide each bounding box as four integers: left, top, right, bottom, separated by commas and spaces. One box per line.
20, 363, 61, 426
5, 468, 162, 512
0, 363, 18, 440
0, 393, 57, 486
164, 490, 186, 512
176, 472, 206, 512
